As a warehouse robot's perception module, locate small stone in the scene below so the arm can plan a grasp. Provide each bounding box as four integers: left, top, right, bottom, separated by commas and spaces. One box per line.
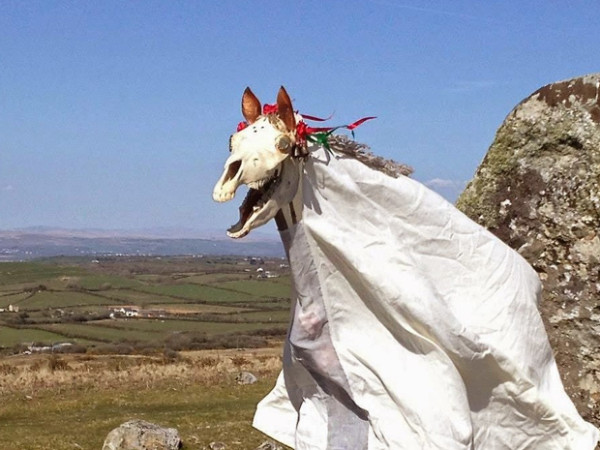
235, 371, 258, 385
209, 442, 227, 450
102, 419, 182, 450
255, 440, 284, 450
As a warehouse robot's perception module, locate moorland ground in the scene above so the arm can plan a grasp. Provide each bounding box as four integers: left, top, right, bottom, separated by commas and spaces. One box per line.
0, 347, 286, 449
0, 256, 292, 449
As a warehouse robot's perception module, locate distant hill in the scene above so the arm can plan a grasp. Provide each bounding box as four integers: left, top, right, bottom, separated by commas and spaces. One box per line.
0, 228, 284, 261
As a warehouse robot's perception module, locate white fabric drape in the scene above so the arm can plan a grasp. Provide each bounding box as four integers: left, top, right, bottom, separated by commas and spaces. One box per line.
253, 147, 599, 449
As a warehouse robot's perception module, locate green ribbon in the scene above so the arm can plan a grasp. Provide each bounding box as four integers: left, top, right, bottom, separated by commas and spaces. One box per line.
306, 130, 335, 152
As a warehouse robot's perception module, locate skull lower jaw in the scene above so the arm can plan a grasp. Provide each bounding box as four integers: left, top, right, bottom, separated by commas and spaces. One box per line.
226, 172, 283, 239
224, 158, 301, 239
227, 199, 281, 239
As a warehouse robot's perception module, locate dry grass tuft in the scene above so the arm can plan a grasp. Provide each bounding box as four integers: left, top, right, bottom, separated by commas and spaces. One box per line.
0, 345, 283, 396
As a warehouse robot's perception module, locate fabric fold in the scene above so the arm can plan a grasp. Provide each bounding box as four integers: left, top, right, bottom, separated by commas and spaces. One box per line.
254, 147, 599, 449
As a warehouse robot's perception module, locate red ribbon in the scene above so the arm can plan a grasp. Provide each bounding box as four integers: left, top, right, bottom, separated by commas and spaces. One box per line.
296, 116, 376, 137
236, 103, 375, 148
300, 113, 334, 122
346, 116, 377, 130
262, 103, 278, 115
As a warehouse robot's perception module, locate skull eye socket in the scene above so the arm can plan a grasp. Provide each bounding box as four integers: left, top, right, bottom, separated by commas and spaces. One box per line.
275, 135, 293, 153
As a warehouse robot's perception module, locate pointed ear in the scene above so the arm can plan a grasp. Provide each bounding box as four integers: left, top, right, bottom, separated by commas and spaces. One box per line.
241, 87, 261, 124
277, 86, 296, 132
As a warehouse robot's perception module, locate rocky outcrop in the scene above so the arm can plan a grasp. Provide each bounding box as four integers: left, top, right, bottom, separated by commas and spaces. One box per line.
457, 73, 600, 427
102, 419, 182, 450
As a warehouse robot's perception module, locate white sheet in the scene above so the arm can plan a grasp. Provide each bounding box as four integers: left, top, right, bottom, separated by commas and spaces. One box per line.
253, 147, 599, 449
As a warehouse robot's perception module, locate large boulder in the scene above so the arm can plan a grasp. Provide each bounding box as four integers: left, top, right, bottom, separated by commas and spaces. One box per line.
102, 419, 182, 450
457, 73, 600, 426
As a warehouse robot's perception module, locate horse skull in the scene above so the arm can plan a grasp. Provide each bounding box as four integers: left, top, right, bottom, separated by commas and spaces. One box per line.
213, 87, 301, 238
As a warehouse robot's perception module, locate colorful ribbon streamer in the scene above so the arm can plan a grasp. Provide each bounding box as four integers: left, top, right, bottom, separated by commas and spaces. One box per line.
235, 103, 376, 151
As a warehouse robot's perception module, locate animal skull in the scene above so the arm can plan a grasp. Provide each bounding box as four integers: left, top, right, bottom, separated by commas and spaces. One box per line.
213, 87, 301, 238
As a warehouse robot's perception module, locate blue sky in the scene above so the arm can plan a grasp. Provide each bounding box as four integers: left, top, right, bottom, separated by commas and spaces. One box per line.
1, 1, 599, 236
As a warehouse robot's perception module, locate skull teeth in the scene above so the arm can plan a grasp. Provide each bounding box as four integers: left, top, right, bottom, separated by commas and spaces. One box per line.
248, 178, 268, 190
247, 169, 280, 191
229, 169, 283, 233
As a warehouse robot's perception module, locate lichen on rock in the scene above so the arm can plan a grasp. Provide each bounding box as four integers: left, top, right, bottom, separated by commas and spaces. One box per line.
457, 73, 600, 427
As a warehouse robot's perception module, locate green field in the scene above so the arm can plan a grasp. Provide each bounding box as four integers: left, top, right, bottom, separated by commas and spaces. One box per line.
18, 291, 114, 310
179, 272, 252, 284
0, 257, 293, 449
148, 303, 249, 314
96, 289, 170, 305
0, 256, 291, 351
76, 274, 145, 290
38, 322, 158, 343
217, 279, 292, 298
0, 326, 70, 346
233, 310, 291, 323
38, 319, 285, 342
0, 262, 85, 286
0, 291, 32, 308
137, 284, 257, 303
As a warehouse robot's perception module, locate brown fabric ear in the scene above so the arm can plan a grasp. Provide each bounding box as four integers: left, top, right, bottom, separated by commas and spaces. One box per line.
242, 87, 261, 124
277, 86, 296, 132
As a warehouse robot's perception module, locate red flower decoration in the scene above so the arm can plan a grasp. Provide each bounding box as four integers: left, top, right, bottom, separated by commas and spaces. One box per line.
237, 121, 248, 132
262, 103, 278, 115
295, 120, 309, 147
296, 121, 307, 139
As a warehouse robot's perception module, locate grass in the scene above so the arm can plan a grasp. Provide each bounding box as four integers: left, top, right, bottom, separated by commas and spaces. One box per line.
98, 288, 171, 305
0, 348, 289, 449
138, 284, 256, 303
93, 318, 286, 336
0, 291, 32, 308
149, 303, 248, 314
181, 272, 252, 284
0, 262, 85, 286
217, 279, 292, 298
0, 383, 273, 449
38, 322, 157, 343
18, 291, 114, 310
0, 258, 294, 447
239, 300, 290, 310
34, 319, 285, 344
76, 274, 144, 290
234, 310, 291, 323
0, 326, 70, 346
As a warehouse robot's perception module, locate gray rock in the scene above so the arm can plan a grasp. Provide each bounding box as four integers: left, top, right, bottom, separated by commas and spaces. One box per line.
102, 419, 182, 450
457, 73, 600, 428
255, 440, 284, 450
235, 371, 258, 385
